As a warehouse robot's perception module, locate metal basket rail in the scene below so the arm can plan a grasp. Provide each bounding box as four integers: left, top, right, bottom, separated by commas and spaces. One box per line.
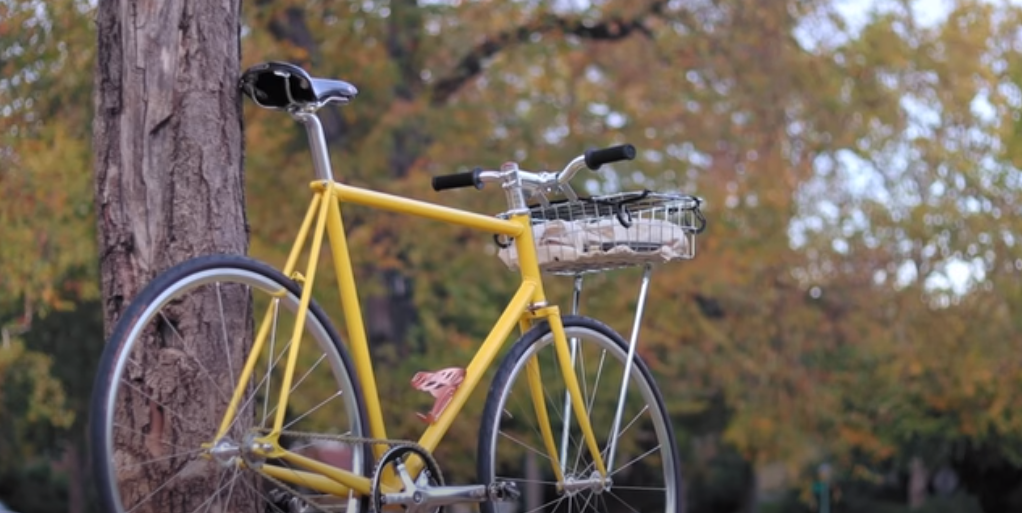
496, 190, 705, 275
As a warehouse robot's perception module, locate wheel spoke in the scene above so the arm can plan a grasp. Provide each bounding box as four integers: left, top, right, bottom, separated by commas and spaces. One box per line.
577, 404, 651, 478
115, 446, 206, 471
215, 282, 237, 389
158, 310, 230, 403
192, 467, 232, 513
261, 349, 330, 425
612, 484, 667, 492
119, 378, 205, 433
124, 459, 209, 513
574, 348, 608, 476
112, 422, 195, 454
541, 373, 565, 423
578, 490, 597, 512
499, 430, 553, 462
576, 337, 589, 409
262, 298, 280, 428
611, 444, 661, 477
228, 331, 333, 436
541, 378, 584, 464
238, 475, 290, 513
254, 336, 296, 427
220, 465, 240, 513
509, 385, 552, 449
284, 389, 343, 430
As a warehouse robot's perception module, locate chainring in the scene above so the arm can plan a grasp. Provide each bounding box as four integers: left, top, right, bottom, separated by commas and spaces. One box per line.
370, 443, 446, 513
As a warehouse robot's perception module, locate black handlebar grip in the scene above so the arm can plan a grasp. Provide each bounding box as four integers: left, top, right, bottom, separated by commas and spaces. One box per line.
584, 144, 637, 170
432, 169, 484, 191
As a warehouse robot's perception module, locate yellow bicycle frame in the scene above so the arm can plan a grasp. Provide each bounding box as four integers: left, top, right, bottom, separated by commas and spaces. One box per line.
212, 179, 607, 497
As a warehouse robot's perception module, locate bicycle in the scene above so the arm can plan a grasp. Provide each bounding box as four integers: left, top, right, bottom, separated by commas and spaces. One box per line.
89, 61, 704, 513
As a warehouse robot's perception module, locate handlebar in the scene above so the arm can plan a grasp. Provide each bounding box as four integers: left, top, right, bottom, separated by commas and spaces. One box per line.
431, 144, 636, 193
431, 169, 483, 191
585, 144, 636, 170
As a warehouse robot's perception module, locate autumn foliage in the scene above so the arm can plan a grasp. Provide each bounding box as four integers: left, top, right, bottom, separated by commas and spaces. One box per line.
5, 0, 1022, 511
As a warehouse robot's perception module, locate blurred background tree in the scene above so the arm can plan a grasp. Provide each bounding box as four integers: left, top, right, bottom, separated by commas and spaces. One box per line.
4, 0, 1022, 511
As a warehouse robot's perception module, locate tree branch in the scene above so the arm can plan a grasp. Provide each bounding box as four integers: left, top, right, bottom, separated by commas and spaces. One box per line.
266, 7, 319, 63
387, 0, 425, 101
431, 1, 666, 105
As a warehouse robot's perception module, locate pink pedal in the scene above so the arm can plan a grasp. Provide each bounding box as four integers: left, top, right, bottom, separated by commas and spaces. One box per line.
410, 367, 466, 424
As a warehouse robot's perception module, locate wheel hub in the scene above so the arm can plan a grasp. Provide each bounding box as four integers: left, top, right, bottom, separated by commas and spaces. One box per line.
561, 471, 610, 496
209, 438, 241, 467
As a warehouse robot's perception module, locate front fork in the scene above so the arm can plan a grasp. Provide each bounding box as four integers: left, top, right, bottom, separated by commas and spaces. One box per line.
523, 303, 611, 487
536, 265, 654, 487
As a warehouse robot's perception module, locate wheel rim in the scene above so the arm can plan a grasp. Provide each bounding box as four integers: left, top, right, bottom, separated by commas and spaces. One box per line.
486, 325, 678, 513
99, 268, 364, 513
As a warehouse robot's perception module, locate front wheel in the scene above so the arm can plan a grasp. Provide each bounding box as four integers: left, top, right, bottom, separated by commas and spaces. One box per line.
478, 315, 684, 513
90, 255, 370, 513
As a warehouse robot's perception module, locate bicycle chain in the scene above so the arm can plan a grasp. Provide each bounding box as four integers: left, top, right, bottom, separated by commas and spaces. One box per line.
249, 428, 443, 513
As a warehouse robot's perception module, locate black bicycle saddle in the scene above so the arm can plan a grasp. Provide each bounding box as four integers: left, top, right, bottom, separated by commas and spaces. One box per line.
239, 61, 358, 110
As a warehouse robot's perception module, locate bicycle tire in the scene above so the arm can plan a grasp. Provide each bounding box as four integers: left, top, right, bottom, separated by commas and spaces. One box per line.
477, 315, 684, 513
89, 254, 371, 513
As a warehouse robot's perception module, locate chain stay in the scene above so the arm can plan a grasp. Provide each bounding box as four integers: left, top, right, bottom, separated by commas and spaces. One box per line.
250, 428, 441, 513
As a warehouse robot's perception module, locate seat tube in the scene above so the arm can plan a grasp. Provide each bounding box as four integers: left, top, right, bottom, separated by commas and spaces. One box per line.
324, 192, 389, 452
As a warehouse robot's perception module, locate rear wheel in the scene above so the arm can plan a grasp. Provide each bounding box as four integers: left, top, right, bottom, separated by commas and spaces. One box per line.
90, 255, 369, 513
478, 315, 684, 513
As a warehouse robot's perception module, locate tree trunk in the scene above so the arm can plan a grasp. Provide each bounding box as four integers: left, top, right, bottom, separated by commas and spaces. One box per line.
742, 465, 759, 513
94, 0, 248, 328
93, 0, 249, 511
64, 443, 83, 513
908, 456, 929, 509
524, 450, 542, 513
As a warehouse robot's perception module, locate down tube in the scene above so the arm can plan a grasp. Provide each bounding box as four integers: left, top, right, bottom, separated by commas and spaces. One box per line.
402, 282, 537, 478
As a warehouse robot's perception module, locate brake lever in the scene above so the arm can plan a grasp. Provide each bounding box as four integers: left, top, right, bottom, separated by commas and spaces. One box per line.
527, 189, 551, 208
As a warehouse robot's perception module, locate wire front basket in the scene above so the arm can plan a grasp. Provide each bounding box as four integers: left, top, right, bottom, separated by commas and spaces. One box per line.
496, 190, 705, 275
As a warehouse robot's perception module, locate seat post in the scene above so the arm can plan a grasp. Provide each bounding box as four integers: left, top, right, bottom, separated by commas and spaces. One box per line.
292, 111, 335, 182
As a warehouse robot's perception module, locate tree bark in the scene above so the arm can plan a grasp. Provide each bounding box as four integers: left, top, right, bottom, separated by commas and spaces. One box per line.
94, 0, 248, 332
93, 0, 249, 511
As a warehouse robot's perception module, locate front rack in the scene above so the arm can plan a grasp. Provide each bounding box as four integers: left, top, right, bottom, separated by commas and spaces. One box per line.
496, 190, 705, 275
